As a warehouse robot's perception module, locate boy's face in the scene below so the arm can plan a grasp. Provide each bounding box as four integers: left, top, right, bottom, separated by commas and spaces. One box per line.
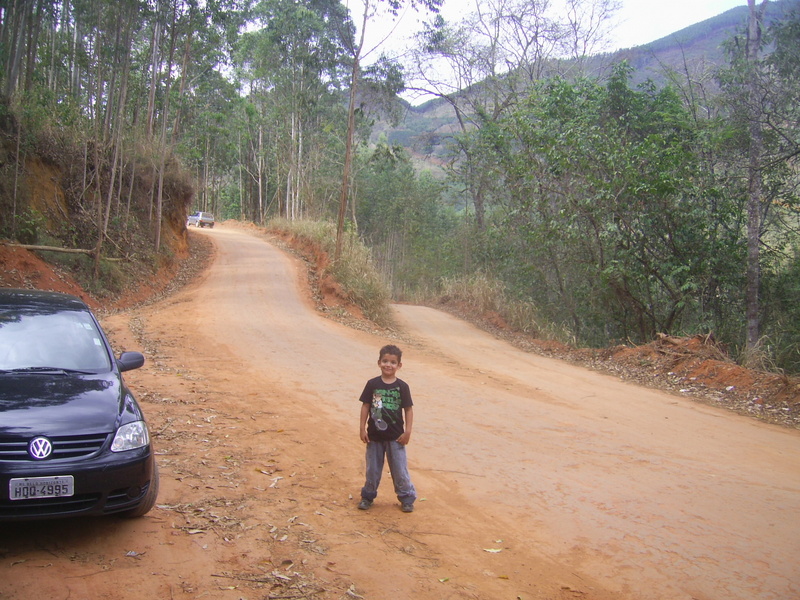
378, 353, 401, 379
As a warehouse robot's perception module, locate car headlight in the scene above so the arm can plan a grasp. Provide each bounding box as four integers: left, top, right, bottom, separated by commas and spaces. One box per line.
111, 421, 150, 452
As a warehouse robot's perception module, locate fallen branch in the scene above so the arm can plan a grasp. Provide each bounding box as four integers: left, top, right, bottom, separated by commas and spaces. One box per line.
8, 243, 93, 255
5, 243, 126, 262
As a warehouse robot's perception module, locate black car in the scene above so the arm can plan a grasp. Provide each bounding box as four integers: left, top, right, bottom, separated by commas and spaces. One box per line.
0, 289, 158, 521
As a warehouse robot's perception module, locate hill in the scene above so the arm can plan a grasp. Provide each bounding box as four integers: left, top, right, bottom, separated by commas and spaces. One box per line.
377, 1, 792, 165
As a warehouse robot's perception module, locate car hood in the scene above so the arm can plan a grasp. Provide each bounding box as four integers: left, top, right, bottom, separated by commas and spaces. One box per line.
0, 373, 125, 437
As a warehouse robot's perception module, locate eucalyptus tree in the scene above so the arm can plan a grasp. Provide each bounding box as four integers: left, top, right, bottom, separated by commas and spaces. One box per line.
334, 0, 443, 260
0, 0, 248, 257
3, 0, 150, 269
756, 2, 800, 369
175, 69, 243, 218
234, 0, 352, 224
133, 0, 247, 248
743, 0, 768, 353
88, 0, 146, 272
0, 0, 63, 97
155, 0, 246, 221
717, 0, 800, 358
355, 140, 456, 291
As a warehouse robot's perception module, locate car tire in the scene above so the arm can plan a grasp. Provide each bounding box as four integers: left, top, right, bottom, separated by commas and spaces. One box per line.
121, 461, 159, 518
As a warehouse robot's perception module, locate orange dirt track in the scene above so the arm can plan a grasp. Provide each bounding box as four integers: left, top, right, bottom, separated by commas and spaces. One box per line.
2, 224, 799, 600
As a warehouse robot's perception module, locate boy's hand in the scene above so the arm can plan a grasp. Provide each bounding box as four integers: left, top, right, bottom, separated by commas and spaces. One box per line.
396, 431, 411, 445
359, 403, 370, 443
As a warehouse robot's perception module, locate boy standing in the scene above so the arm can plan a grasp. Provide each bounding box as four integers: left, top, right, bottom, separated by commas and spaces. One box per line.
358, 344, 417, 513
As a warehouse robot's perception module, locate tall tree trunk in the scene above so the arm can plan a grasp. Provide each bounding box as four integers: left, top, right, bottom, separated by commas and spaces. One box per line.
286, 110, 294, 219
172, 29, 193, 142
155, 0, 178, 252
336, 50, 362, 260
92, 135, 104, 280
257, 124, 264, 224
102, 23, 123, 138
125, 153, 135, 228
745, 0, 767, 351
146, 16, 163, 138
23, 0, 44, 93
4, 0, 29, 96
238, 131, 245, 220
296, 117, 303, 220
70, 20, 80, 97
92, 25, 108, 281
12, 116, 22, 236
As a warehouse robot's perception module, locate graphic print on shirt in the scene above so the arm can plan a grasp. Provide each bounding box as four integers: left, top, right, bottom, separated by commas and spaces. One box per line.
372, 387, 401, 431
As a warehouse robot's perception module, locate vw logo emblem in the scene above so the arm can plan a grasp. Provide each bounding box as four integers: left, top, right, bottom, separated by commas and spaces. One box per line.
29, 437, 53, 460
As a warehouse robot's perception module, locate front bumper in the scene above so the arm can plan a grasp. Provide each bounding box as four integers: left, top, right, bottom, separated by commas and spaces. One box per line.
0, 447, 155, 521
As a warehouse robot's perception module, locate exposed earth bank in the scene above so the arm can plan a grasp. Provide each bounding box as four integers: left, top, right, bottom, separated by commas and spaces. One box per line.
1, 224, 799, 600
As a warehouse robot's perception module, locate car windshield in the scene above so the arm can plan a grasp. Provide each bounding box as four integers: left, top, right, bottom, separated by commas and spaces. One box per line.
0, 309, 111, 372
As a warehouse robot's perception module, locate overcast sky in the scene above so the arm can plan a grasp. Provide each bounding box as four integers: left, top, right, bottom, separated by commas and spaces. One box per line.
358, 0, 749, 104
611, 0, 745, 49
365, 0, 747, 56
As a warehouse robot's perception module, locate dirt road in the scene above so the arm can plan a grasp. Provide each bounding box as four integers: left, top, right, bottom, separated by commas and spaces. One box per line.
2, 225, 799, 600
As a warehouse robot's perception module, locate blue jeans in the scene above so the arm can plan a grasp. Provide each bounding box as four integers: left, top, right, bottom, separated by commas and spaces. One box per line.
361, 440, 416, 505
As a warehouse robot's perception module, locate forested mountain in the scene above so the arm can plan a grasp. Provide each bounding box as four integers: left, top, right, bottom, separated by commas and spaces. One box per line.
0, 0, 798, 372
378, 2, 783, 162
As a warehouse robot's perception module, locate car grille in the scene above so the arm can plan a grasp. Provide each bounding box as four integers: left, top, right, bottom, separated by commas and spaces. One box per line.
0, 433, 109, 461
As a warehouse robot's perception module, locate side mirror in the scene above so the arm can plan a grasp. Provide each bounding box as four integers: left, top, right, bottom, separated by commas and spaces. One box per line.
117, 351, 145, 372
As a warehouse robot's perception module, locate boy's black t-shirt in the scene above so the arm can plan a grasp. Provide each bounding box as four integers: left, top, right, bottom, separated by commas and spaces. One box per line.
359, 376, 413, 441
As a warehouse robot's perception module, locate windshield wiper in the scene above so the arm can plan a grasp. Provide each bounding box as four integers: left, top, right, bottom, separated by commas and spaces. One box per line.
0, 366, 94, 375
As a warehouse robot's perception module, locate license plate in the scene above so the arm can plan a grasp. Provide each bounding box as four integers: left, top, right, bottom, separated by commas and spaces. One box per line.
9, 476, 74, 500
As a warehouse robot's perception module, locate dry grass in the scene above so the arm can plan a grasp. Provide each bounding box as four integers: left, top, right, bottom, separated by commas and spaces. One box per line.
267, 218, 393, 326
436, 273, 575, 344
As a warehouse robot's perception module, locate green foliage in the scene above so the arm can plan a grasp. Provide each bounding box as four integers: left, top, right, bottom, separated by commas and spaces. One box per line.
14, 209, 46, 245
760, 219, 800, 373
470, 65, 749, 347
360, 55, 407, 126
354, 141, 461, 296
232, 0, 357, 223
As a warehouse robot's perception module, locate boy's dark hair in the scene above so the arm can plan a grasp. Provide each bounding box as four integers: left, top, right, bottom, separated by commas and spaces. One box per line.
379, 344, 402, 361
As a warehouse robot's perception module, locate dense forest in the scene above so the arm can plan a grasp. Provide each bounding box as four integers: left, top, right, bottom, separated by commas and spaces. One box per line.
0, 0, 798, 372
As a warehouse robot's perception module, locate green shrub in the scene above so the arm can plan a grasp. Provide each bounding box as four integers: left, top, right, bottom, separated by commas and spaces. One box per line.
15, 209, 45, 245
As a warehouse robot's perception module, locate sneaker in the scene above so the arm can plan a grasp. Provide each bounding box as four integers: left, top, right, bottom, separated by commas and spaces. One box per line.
401, 503, 414, 513
358, 499, 373, 510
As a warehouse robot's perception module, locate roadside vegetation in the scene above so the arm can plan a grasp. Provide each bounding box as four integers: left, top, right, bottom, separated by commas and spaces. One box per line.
265, 218, 393, 326
0, 1, 798, 373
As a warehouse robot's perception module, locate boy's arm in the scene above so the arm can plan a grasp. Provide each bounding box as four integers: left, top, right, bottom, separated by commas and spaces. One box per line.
397, 406, 413, 445
359, 402, 370, 443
